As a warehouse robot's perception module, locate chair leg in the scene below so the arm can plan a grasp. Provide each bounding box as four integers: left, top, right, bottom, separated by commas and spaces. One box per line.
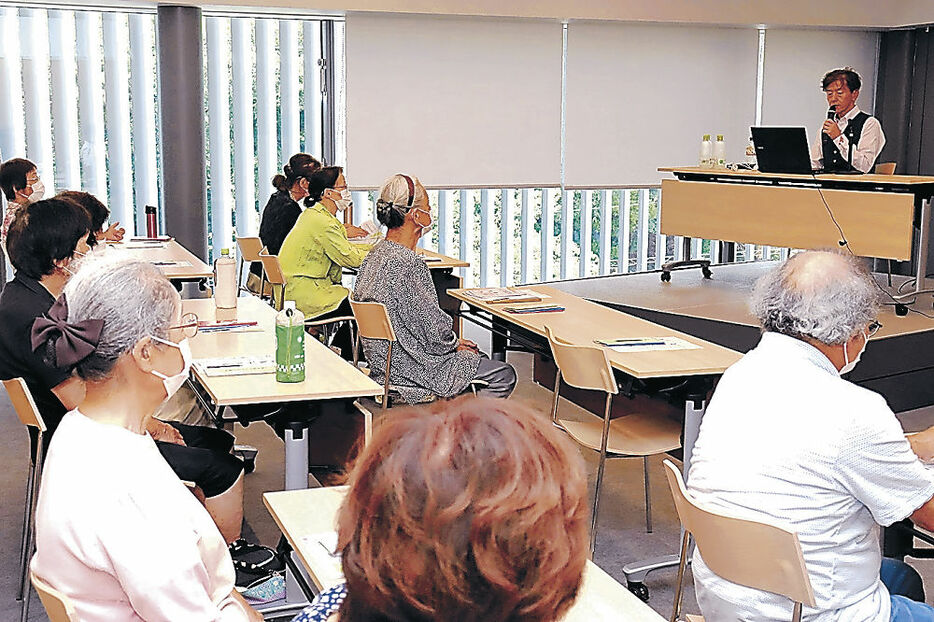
589, 393, 614, 558
21, 438, 43, 622
551, 369, 562, 426
669, 531, 691, 622
644, 455, 653, 533
237, 257, 244, 291
17, 460, 35, 601
382, 343, 393, 412
791, 602, 803, 622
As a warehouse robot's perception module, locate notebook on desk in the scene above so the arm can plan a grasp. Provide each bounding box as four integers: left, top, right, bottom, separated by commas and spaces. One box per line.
193, 355, 276, 377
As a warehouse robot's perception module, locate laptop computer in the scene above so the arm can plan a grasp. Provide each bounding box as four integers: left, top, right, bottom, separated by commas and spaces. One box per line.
751, 126, 815, 174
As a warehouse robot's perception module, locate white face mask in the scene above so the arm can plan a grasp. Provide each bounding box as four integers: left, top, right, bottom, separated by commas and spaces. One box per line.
150, 336, 192, 400
27, 180, 45, 203
336, 188, 353, 213
839, 330, 868, 375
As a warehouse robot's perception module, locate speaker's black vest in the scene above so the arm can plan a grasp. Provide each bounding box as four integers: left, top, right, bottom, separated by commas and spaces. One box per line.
821, 111, 870, 172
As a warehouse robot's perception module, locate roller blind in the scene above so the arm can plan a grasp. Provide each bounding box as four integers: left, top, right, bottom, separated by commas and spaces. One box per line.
761, 28, 880, 143
344, 13, 562, 188
564, 22, 759, 188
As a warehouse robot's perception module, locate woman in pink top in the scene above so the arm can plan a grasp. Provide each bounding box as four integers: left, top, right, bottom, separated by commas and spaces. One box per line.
31, 254, 260, 622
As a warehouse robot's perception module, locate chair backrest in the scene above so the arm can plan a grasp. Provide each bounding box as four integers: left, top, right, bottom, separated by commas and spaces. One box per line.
662, 460, 816, 608
2, 378, 46, 432
31, 566, 78, 622
258, 248, 286, 286
876, 162, 897, 175
545, 325, 618, 394
350, 300, 396, 342
236, 236, 264, 262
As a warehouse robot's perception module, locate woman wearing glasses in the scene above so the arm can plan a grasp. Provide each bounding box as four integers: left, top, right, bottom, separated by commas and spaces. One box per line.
31, 255, 260, 622
278, 165, 368, 358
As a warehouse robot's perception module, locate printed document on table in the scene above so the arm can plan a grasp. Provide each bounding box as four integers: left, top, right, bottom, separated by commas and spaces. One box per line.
596, 336, 701, 353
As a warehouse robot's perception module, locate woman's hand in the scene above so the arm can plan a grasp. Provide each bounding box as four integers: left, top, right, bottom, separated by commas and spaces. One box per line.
146, 419, 186, 446
103, 222, 126, 242
344, 223, 368, 238
456, 338, 479, 353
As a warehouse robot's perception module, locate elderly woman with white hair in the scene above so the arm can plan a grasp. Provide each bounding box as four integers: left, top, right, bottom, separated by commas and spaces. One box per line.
31, 254, 261, 622
352, 174, 516, 403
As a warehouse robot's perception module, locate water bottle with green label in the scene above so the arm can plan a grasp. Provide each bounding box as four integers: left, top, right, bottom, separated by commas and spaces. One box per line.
276, 301, 305, 383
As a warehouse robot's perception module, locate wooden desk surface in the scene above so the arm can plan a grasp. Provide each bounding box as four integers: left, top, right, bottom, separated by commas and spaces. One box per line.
450, 285, 740, 379
263, 487, 664, 622
349, 239, 469, 270
416, 247, 470, 269
183, 296, 381, 406
111, 239, 213, 279
659, 166, 934, 186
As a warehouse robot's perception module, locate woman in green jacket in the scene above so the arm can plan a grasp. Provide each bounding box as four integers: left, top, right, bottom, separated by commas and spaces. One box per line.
278, 165, 367, 357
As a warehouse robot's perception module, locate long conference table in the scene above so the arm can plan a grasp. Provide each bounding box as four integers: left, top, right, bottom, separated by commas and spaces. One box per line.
658, 166, 934, 299
450, 284, 742, 598
111, 237, 213, 286
263, 486, 665, 621
182, 295, 381, 490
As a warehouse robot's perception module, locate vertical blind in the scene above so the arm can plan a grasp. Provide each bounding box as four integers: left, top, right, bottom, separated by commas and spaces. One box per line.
0, 6, 332, 260
0, 7, 158, 232
202, 14, 329, 258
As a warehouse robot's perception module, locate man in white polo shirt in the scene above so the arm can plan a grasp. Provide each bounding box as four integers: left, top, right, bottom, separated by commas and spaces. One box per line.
688, 250, 934, 621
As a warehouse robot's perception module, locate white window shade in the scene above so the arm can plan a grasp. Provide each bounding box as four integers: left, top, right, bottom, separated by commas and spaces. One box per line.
761, 28, 879, 139
564, 23, 759, 188
344, 13, 562, 189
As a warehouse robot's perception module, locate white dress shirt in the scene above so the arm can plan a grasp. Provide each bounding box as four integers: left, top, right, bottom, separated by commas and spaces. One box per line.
688, 332, 934, 622
809, 106, 886, 173
33, 410, 251, 622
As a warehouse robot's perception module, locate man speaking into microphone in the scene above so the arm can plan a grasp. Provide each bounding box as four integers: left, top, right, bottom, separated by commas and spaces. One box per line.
809, 67, 886, 173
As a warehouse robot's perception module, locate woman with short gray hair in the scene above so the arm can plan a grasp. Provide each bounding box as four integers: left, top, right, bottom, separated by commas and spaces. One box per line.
353, 173, 516, 403
31, 255, 259, 622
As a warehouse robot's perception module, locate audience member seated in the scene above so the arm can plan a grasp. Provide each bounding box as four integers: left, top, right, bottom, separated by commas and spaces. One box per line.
57, 190, 125, 245
688, 250, 934, 621
0, 200, 247, 545
353, 174, 516, 402
292, 395, 588, 622
248, 153, 320, 294
31, 255, 261, 622
0, 157, 44, 252
278, 165, 367, 357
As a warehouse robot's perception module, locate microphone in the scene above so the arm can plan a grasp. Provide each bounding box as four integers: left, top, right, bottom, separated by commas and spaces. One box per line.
827, 106, 836, 120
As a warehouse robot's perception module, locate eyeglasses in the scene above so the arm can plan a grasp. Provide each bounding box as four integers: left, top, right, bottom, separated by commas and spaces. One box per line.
168, 312, 199, 339
867, 320, 882, 338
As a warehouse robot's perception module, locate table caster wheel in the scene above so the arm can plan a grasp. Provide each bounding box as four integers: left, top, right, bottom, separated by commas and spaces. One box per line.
702, 266, 712, 279
627, 581, 649, 602
660, 271, 671, 282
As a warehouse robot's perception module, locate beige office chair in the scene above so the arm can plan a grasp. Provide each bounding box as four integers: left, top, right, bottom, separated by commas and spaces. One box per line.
257, 247, 286, 311
663, 460, 816, 622
545, 326, 681, 556
350, 299, 485, 411
30, 564, 78, 622
876, 162, 897, 175
350, 300, 398, 411
4, 378, 48, 622
235, 235, 265, 296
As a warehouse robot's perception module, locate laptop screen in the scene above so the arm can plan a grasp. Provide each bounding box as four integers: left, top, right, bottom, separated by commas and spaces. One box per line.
751, 127, 813, 174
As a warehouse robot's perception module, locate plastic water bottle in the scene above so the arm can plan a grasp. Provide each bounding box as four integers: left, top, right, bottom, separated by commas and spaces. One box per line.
276, 301, 305, 383
699, 134, 713, 168
745, 137, 757, 166
714, 135, 726, 169
214, 248, 238, 309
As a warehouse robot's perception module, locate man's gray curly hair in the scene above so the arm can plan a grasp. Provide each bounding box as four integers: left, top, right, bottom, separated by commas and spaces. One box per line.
750, 250, 880, 345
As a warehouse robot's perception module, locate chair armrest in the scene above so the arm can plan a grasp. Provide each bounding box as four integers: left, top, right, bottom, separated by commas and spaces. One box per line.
304, 315, 356, 327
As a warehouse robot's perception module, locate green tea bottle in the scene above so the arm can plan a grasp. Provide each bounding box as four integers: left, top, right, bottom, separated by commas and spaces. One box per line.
275, 301, 305, 383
